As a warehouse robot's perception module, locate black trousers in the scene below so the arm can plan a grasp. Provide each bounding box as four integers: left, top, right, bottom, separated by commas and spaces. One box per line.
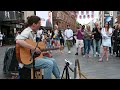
60, 39, 64, 46
116, 45, 120, 56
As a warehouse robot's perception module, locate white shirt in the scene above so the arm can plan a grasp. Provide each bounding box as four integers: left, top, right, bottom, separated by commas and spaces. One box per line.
101, 27, 112, 47
64, 29, 73, 40
101, 28, 112, 39
37, 29, 43, 38
37, 29, 44, 41
0, 33, 3, 40
16, 27, 37, 68
16, 27, 37, 41
54, 30, 58, 36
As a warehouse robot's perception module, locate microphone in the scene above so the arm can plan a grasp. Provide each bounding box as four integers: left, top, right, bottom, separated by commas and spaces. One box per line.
65, 58, 72, 65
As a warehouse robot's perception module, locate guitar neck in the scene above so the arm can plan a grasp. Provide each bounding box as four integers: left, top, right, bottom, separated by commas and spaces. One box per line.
40, 47, 59, 52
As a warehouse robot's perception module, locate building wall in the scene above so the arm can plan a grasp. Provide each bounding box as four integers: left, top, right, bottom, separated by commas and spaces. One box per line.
117, 11, 120, 24
53, 11, 77, 31
23, 11, 35, 22
113, 11, 117, 24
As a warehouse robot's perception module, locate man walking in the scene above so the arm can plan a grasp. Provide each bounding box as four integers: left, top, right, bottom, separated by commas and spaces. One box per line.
64, 25, 73, 54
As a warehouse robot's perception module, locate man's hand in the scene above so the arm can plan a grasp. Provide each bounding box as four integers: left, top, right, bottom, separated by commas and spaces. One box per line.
42, 52, 53, 58
35, 48, 41, 54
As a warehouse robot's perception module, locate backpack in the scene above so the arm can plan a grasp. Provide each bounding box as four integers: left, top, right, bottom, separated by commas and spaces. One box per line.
3, 46, 18, 75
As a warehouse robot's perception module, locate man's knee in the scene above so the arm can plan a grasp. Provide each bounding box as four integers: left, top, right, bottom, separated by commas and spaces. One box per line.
47, 60, 54, 68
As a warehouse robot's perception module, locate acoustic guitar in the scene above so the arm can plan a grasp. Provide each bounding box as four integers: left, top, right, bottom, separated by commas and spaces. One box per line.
16, 39, 64, 65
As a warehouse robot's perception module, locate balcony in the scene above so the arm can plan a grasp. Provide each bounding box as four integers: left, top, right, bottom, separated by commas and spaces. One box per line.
0, 11, 24, 22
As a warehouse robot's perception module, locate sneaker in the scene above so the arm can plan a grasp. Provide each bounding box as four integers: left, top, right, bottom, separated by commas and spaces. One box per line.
110, 53, 113, 55
83, 55, 85, 57
87, 54, 91, 58
93, 54, 96, 57
96, 52, 98, 55
68, 51, 71, 54
75, 53, 78, 55
98, 58, 103, 62
98, 54, 101, 57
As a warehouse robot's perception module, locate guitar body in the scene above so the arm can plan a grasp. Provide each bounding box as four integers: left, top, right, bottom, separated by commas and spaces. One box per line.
16, 39, 46, 65
16, 39, 64, 65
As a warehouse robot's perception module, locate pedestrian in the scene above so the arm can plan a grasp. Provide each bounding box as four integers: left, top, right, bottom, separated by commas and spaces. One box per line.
112, 23, 120, 57
58, 29, 64, 53
0, 32, 3, 47
75, 24, 84, 55
92, 22, 101, 57
99, 22, 113, 61
83, 25, 92, 57
115, 24, 120, 57
54, 25, 60, 47
64, 25, 73, 54
46, 29, 52, 49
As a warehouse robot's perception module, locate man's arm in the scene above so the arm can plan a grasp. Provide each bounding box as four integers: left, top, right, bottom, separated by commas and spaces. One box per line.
97, 26, 101, 33
16, 40, 35, 51
16, 29, 40, 52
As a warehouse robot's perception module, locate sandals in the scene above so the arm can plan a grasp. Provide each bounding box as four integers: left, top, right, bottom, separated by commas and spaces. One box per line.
98, 58, 103, 62
106, 58, 109, 61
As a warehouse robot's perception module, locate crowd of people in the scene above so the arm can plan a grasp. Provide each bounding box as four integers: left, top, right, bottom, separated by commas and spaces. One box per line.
37, 21, 120, 62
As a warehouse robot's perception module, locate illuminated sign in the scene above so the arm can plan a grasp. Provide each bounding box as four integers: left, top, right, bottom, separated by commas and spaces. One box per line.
36, 11, 53, 28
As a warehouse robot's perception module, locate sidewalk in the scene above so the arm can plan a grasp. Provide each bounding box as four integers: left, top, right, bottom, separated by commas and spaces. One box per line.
0, 45, 120, 79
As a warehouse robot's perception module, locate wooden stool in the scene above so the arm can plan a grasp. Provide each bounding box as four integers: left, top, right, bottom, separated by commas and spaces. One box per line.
31, 68, 42, 79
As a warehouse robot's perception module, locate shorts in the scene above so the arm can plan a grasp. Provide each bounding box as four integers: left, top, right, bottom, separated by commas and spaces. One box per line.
0, 39, 3, 42
76, 39, 84, 48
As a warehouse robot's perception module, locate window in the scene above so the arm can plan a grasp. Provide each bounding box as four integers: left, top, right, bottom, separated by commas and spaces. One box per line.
5, 11, 10, 19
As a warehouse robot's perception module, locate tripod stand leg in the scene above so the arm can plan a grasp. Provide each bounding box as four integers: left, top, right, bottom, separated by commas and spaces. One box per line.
66, 67, 68, 79
66, 67, 70, 79
61, 67, 66, 79
31, 68, 34, 79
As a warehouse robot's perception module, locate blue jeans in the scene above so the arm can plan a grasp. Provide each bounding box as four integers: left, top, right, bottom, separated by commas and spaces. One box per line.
84, 39, 91, 55
93, 39, 101, 55
46, 40, 53, 48
24, 57, 60, 79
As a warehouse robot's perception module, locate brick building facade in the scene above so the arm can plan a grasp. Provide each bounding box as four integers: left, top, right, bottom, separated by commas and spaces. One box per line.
52, 11, 78, 31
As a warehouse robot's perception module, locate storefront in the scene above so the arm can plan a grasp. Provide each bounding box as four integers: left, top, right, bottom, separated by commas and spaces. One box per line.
0, 21, 24, 45
0, 11, 24, 45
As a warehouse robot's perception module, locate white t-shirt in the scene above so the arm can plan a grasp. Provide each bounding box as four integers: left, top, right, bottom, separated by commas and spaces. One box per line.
64, 29, 73, 40
0, 33, 3, 40
16, 27, 37, 41
37, 29, 44, 41
16, 27, 37, 68
54, 30, 58, 36
37, 29, 43, 38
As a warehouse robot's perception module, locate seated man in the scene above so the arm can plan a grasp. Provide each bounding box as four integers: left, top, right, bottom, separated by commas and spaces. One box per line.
16, 15, 60, 79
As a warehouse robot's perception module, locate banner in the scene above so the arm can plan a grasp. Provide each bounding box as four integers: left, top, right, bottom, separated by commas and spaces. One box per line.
91, 14, 94, 18
91, 11, 94, 15
81, 11, 84, 15
87, 15, 90, 19
86, 11, 89, 15
79, 15, 82, 19
83, 15, 86, 19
